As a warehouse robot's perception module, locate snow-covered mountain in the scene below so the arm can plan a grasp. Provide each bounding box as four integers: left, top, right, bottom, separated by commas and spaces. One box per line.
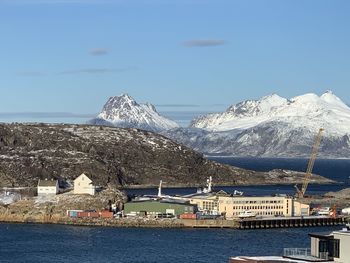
191, 91, 350, 135
163, 91, 350, 158
89, 94, 179, 132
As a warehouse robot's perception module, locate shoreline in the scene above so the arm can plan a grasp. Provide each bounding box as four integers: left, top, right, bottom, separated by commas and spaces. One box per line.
206, 155, 350, 160
120, 181, 339, 190
1, 216, 348, 230
0, 216, 186, 229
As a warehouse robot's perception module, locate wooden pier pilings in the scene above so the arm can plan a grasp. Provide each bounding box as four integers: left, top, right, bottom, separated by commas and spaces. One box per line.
238, 216, 346, 229
179, 216, 347, 229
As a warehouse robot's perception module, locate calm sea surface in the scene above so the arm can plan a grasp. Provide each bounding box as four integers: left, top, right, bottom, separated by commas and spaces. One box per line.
0, 223, 342, 263
1, 158, 349, 263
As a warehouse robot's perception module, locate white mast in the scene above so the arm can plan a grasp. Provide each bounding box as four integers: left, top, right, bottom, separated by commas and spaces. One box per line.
157, 180, 162, 197
207, 176, 212, 193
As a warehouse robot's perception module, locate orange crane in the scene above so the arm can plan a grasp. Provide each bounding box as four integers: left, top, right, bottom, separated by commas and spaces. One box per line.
295, 128, 324, 198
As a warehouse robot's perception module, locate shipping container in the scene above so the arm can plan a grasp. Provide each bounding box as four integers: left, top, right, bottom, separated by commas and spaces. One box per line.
67, 210, 84, 218
70, 211, 78, 218
180, 213, 197, 220
77, 212, 89, 218
88, 212, 99, 218
100, 211, 113, 218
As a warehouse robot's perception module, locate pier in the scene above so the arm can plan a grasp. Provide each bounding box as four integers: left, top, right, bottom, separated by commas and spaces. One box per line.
180, 216, 348, 229
239, 216, 347, 229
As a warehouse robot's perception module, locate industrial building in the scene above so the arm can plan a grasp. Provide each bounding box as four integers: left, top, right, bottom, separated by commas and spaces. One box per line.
168, 177, 310, 218
124, 199, 197, 217
179, 193, 309, 219
218, 195, 310, 219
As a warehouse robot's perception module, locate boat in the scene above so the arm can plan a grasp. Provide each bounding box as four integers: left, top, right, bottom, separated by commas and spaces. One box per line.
342, 207, 350, 215
238, 210, 256, 219
317, 207, 331, 216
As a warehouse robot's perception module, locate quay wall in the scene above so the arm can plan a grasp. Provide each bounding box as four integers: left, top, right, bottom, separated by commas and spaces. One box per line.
0, 214, 348, 229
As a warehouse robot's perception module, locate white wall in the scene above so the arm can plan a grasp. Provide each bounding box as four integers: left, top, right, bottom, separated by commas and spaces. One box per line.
38, 185, 58, 195
74, 174, 95, 195
333, 232, 350, 263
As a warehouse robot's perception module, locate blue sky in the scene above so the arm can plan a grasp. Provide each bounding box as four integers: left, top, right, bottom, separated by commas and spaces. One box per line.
0, 0, 350, 117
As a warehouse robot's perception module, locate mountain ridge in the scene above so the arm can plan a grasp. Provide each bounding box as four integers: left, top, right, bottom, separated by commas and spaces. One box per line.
89, 91, 350, 158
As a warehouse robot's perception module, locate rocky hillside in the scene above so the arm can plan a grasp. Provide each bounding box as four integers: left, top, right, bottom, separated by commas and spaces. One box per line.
0, 123, 332, 188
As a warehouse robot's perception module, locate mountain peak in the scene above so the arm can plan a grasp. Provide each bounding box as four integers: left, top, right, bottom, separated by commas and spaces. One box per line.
290, 93, 320, 103
258, 93, 288, 106
320, 90, 348, 109
106, 94, 137, 108
226, 93, 287, 117
91, 94, 179, 132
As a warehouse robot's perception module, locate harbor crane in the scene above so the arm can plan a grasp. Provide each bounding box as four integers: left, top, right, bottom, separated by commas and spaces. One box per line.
295, 128, 324, 198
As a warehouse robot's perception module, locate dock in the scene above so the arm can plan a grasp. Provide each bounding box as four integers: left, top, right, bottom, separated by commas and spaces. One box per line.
180, 216, 348, 229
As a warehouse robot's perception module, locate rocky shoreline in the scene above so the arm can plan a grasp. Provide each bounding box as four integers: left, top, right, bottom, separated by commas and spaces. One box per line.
0, 215, 185, 228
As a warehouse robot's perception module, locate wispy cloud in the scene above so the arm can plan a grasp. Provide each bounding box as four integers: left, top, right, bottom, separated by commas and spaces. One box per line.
156, 104, 200, 108
89, 48, 109, 56
17, 71, 46, 76
0, 112, 95, 118
156, 103, 225, 108
183, 39, 226, 47
60, 67, 136, 75
1, 0, 114, 4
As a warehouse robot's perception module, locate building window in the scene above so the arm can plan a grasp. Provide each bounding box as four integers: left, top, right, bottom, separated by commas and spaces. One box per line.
329, 239, 340, 258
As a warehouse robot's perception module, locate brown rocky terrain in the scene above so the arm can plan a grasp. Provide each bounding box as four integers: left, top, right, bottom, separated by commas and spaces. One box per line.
296, 188, 350, 210
0, 123, 332, 188
0, 188, 126, 223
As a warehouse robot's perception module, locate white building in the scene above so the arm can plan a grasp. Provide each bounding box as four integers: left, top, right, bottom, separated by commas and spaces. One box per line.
37, 179, 59, 196
73, 173, 95, 195
310, 226, 350, 262
218, 195, 310, 219
230, 225, 350, 263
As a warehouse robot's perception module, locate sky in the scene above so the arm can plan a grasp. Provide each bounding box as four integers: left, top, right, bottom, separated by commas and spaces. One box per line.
0, 0, 350, 120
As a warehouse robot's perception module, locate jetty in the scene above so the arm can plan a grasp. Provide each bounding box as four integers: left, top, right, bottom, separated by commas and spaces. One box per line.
180, 216, 348, 229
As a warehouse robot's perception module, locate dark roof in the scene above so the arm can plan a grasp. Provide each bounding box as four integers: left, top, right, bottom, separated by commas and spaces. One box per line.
130, 199, 194, 206
38, 179, 58, 187
309, 231, 334, 239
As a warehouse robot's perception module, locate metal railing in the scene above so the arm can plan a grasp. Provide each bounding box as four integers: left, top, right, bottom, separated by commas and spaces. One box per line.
319, 252, 329, 260
284, 248, 311, 257
283, 248, 329, 260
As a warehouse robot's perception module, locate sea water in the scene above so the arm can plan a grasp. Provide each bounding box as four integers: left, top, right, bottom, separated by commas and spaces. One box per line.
1, 158, 349, 263
0, 223, 341, 263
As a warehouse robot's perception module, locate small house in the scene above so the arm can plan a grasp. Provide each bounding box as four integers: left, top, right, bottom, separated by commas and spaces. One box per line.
74, 173, 95, 195
37, 179, 59, 196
